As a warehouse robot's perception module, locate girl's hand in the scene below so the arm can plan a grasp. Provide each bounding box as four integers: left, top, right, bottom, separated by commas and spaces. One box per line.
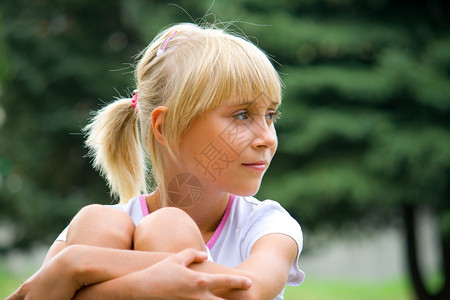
147, 248, 253, 299
6, 248, 82, 300
75, 248, 252, 300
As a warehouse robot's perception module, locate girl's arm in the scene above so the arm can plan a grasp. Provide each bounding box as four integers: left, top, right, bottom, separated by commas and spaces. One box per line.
198, 233, 298, 300
75, 233, 297, 300
7, 245, 252, 300
74, 248, 253, 300
8, 245, 166, 300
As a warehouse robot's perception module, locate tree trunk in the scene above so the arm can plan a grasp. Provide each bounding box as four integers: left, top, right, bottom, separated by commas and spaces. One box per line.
436, 230, 450, 299
403, 204, 431, 300
404, 205, 450, 300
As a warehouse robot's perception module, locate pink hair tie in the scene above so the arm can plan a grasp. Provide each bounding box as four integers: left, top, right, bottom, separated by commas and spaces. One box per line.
157, 31, 177, 56
131, 91, 138, 110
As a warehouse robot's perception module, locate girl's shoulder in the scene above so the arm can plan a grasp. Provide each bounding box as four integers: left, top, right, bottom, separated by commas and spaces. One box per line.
233, 195, 289, 216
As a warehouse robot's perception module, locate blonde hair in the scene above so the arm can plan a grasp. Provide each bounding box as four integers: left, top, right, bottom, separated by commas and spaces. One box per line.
85, 23, 282, 204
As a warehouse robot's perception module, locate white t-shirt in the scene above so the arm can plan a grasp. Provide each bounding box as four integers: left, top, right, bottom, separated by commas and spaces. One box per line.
57, 194, 305, 299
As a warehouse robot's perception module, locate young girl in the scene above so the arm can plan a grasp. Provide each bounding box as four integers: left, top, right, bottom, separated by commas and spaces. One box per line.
9, 22, 304, 299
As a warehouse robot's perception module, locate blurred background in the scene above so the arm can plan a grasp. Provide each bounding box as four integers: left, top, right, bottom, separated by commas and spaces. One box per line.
0, 0, 449, 299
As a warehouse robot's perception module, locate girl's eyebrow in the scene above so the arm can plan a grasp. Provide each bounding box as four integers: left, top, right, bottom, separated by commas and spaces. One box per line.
224, 100, 279, 108
228, 102, 251, 107
218, 102, 250, 110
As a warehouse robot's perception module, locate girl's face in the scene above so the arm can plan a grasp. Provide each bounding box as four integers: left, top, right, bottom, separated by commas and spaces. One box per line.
177, 94, 279, 196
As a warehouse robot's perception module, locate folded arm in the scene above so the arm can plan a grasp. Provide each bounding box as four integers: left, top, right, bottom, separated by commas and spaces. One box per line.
76, 233, 297, 300
8, 244, 252, 300
7, 244, 173, 300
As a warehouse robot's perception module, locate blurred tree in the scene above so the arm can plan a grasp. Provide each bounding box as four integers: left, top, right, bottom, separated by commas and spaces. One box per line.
0, 0, 146, 250
0, 0, 449, 299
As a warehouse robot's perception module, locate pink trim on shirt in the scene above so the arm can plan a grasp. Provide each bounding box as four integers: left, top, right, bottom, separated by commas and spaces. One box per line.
140, 194, 149, 217
206, 194, 235, 249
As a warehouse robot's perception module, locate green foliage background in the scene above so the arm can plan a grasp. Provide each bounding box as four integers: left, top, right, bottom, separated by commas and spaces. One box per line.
0, 0, 449, 298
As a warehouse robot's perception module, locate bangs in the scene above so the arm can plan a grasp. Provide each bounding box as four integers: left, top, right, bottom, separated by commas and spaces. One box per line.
210, 35, 281, 109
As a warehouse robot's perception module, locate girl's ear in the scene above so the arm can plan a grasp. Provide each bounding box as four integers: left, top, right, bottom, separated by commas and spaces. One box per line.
151, 106, 168, 146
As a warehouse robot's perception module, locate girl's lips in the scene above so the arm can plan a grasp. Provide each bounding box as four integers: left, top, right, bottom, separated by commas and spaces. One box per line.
242, 161, 267, 171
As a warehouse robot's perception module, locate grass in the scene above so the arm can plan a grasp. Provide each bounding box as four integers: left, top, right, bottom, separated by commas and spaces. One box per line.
2, 266, 414, 300
0, 262, 26, 299
283, 276, 413, 300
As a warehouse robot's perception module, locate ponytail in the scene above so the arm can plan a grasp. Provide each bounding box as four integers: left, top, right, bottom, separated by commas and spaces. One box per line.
84, 98, 147, 203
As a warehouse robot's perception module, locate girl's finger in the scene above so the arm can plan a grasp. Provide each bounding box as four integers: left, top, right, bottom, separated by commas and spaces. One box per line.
205, 295, 228, 300
205, 274, 252, 291
171, 248, 208, 266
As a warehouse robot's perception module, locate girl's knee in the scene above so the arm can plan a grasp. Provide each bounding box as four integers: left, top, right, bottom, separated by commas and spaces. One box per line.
66, 204, 135, 249
134, 207, 205, 252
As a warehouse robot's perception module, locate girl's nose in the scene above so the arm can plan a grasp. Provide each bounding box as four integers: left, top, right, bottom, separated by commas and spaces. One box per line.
250, 117, 278, 150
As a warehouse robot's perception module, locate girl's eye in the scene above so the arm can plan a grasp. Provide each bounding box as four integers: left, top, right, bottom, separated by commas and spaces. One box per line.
233, 111, 249, 121
266, 110, 281, 123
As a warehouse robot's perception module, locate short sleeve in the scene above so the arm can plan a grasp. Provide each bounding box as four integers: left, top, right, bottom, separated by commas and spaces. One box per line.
56, 225, 68, 242
241, 200, 305, 286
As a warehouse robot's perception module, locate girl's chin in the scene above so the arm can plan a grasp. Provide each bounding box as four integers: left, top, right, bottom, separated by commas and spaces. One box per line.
198, 173, 263, 197
228, 184, 261, 197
